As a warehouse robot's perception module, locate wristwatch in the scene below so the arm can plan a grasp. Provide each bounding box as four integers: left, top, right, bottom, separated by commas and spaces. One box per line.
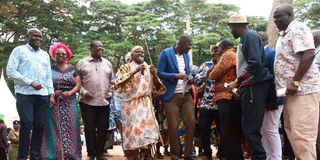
291, 80, 300, 87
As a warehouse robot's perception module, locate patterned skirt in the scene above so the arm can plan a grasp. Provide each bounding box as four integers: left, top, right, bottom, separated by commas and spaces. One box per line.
41, 94, 82, 159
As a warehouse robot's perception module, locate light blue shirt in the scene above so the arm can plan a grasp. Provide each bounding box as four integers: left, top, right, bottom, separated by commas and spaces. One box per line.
6, 44, 54, 95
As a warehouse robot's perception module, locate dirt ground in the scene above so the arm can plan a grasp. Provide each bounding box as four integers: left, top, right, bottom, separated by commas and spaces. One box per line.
81, 145, 221, 160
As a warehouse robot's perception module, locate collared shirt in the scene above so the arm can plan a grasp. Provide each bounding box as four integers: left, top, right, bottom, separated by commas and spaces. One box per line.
195, 60, 217, 110
275, 20, 320, 95
6, 44, 54, 95
76, 56, 114, 106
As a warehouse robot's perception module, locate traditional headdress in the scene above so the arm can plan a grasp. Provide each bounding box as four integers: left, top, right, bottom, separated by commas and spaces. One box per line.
49, 42, 73, 60
131, 45, 144, 54
125, 52, 132, 62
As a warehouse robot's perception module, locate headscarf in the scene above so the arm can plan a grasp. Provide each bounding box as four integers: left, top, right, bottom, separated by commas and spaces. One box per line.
131, 45, 144, 63
125, 52, 132, 63
130, 45, 144, 54
49, 42, 72, 61
13, 120, 20, 125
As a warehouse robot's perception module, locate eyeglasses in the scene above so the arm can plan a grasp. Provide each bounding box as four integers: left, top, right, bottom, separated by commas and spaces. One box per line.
55, 52, 67, 57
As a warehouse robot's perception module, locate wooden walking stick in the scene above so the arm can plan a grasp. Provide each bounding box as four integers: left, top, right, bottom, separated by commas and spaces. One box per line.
144, 38, 153, 65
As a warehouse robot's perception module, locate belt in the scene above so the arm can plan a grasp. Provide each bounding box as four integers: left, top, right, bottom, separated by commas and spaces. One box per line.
174, 92, 189, 95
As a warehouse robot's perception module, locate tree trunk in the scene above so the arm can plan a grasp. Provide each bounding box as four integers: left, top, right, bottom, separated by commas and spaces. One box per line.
266, 0, 293, 48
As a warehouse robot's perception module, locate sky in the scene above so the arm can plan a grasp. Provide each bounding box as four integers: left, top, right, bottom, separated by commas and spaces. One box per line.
119, 0, 274, 18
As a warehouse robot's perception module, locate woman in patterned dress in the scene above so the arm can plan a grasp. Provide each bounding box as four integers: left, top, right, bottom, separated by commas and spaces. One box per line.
112, 45, 166, 160
41, 42, 82, 159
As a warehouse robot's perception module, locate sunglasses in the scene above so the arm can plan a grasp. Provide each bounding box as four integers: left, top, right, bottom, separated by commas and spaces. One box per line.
55, 52, 67, 57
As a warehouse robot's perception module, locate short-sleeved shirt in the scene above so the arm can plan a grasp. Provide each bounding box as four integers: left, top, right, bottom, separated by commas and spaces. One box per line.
275, 20, 320, 95
195, 60, 217, 110
76, 56, 114, 106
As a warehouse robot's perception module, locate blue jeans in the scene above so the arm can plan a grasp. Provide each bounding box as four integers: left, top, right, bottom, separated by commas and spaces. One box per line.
16, 93, 49, 160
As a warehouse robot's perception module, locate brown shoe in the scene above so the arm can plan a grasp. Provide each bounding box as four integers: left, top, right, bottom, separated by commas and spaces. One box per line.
141, 149, 154, 160
125, 149, 139, 160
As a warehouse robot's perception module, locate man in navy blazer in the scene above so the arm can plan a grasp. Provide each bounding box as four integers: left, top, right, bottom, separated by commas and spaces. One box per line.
157, 34, 196, 160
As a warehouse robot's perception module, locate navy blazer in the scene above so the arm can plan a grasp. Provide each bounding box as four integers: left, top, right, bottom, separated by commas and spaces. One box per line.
264, 45, 275, 75
157, 46, 191, 101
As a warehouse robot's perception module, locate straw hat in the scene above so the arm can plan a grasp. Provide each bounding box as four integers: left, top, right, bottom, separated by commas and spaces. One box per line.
228, 15, 249, 24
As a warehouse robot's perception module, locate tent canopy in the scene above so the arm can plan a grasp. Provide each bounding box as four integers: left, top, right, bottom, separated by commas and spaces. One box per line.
0, 69, 19, 128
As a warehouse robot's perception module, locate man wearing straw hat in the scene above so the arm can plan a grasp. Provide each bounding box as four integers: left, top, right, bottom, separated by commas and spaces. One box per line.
227, 15, 274, 160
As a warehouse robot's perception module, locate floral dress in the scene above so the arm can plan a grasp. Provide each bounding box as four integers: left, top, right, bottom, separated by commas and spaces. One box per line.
112, 61, 166, 151
41, 64, 81, 159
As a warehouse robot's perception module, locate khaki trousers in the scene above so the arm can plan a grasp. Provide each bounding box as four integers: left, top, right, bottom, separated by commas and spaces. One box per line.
284, 92, 320, 160
163, 93, 195, 159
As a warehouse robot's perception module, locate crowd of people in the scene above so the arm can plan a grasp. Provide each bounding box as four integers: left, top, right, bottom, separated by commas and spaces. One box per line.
2, 3, 320, 160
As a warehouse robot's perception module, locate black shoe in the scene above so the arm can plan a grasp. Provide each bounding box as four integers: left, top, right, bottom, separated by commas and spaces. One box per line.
88, 156, 95, 160
164, 148, 170, 156
184, 156, 196, 160
282, 155, 295, 160
157, 152, 164, 159
96, 154, 106, 160
202, 156, 212, 160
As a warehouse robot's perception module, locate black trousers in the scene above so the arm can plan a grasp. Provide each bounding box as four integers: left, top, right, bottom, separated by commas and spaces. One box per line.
198, 108, 220, 158
217, 99, 244, 160
0, 148, 7, 160
80, 102, 109, 157
240, 81, 271, 160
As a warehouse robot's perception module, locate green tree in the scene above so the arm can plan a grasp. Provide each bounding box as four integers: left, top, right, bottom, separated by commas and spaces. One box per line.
295, 0, 320, 28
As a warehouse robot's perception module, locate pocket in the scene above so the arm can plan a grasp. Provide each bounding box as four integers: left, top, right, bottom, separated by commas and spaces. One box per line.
266, 82, 278, 108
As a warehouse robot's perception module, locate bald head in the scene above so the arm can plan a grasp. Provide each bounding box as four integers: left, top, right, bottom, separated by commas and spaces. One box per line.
313, 30, 320, 48
176, 33, 192, 54
178, 34, 192, 43
275, 4, 294, 17
273, 4, 294, 31
27, 28, 41, 37
27, 27, 42, 50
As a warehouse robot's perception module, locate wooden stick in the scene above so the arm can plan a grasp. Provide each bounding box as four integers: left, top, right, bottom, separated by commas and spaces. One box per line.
144, 38, 153, 65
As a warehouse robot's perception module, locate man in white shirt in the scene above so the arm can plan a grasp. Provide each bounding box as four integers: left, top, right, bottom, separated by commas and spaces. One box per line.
6, 28, 54, 159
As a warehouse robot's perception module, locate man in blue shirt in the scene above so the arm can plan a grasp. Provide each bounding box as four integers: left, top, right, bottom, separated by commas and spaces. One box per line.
6, 28, 54, 160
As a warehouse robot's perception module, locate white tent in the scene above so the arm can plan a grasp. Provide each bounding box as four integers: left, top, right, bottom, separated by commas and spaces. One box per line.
0, 69, 19, 128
